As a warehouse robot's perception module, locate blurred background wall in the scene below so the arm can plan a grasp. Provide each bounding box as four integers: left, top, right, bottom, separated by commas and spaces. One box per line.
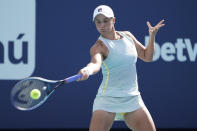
0, 0, 197, 129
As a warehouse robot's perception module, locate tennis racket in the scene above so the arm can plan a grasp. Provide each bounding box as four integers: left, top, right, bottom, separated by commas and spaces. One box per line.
10, 74, 82, 111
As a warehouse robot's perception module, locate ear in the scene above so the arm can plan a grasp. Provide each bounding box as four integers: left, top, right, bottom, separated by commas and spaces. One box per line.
112, 17, 116, 24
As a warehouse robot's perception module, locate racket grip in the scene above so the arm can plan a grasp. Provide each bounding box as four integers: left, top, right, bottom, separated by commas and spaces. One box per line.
64, 74, 82, 83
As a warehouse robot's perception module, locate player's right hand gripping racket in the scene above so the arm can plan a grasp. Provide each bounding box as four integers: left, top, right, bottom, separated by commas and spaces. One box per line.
10, 74, 82, 111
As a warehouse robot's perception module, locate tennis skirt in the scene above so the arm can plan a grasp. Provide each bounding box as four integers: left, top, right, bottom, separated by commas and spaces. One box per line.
92, 95, 145, 120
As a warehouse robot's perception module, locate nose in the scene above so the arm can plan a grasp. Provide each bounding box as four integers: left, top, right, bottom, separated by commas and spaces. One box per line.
100, 22, 105, 28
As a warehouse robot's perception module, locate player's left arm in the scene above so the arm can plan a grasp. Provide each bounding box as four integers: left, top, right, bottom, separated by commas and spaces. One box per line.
124, 19, 165, 62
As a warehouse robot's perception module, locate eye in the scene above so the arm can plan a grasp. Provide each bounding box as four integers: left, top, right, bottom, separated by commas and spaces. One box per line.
95, 21, 101, 24
104, 19, 110, 23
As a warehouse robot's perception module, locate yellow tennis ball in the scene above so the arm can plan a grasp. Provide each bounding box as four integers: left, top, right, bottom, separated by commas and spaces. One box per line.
30, 89, 41, 100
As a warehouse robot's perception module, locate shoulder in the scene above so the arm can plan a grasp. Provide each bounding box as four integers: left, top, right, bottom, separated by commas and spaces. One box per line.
119, 31, 143, 51
120, 31, 131, 35
90, 39, 108, 58
119, 31, 136, 40
91, 39, 107, 51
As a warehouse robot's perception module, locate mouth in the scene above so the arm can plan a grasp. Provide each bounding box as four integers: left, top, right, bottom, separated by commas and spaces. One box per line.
100, 29, 106, 32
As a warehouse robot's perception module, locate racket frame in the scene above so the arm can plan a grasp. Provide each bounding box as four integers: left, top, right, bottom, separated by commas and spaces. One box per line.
11, 74, 82, 111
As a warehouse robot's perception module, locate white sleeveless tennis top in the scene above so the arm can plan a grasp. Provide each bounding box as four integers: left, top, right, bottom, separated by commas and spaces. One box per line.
97, 32, 140, 97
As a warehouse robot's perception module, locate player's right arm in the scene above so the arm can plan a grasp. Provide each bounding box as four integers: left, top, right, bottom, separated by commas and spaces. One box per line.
78, 39, 108, 81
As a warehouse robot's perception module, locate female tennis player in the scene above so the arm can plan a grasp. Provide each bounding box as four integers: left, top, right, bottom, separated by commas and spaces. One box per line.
78, 5, 164, 131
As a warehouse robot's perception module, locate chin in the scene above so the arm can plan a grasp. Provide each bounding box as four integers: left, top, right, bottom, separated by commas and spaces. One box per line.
100, 30, 108, 34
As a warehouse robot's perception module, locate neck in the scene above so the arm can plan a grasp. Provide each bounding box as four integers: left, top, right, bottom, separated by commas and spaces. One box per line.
101, 29, 120, 40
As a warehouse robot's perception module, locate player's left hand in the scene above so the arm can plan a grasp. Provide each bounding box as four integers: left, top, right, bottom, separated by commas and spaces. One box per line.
147, 19, 165, 36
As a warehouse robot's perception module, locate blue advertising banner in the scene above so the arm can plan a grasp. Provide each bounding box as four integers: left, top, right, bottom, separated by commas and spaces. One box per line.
0, 0, 197, 129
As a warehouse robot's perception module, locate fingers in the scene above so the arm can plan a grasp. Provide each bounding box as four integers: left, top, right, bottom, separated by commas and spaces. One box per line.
77, 68, 90, 81
147, 19, 165, 36
158, 19, 165, 25
146, 21, 152, 28
147, 19, 165, 32
156, 19, 165, 28
147, 19, 165, 29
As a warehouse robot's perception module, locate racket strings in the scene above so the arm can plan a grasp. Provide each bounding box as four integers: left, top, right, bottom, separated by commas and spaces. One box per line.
11, 79, 48, 110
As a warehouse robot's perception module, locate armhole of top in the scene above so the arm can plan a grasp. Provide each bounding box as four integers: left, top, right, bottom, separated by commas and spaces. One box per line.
99, 36, 110, 51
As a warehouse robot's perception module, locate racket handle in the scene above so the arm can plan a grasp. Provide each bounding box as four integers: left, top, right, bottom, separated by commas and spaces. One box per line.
64, 74, 82, 83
